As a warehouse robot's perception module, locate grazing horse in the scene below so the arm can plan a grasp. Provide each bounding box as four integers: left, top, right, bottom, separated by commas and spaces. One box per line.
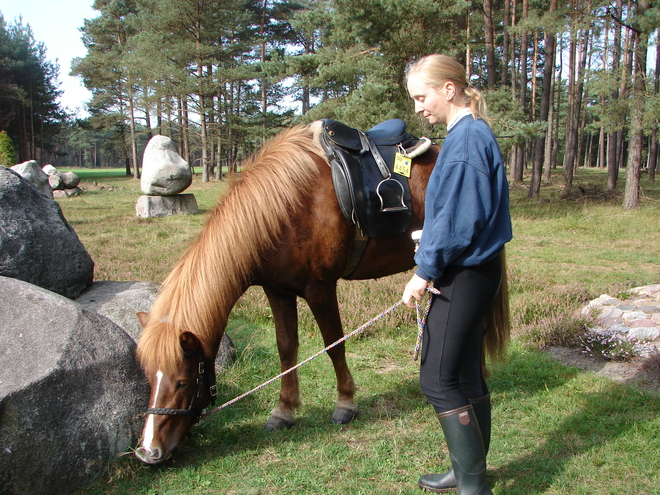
134, 121, 510, 465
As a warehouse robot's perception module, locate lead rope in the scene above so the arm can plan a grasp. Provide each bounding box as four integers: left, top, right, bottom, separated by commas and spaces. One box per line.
202, 286, 440, 418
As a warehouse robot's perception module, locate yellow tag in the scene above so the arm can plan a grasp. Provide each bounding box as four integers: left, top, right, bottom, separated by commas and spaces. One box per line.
393, 153, 412, 178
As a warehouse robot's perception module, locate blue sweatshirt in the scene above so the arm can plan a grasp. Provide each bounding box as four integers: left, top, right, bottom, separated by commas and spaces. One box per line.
414, 115, 512, 281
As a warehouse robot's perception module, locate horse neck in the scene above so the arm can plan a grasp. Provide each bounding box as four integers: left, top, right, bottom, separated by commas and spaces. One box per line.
151, 217, 255, 358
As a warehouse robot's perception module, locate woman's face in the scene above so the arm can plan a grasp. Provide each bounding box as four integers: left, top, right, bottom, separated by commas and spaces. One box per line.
407, 74, 450, 126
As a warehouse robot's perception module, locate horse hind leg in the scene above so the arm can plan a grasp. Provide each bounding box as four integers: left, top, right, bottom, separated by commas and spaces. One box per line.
263, 287, 301, 431
304, 283, 358, 424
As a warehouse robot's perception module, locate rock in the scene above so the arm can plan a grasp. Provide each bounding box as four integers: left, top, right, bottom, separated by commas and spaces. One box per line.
53, 187, 83, 198
48, 173, 63, 189
0, 167, 94, 299
141, 135, 192, 195
42, 164, 57, 175
135, 194, 199, 218
59, 171, 81, 189
0, 277, 150, 495
10, 160, 52, 198
75, 281, 236, 369
629, 327, 660, 341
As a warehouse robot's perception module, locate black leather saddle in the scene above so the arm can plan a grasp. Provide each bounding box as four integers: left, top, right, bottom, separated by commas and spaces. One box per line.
319, 118, 421, 238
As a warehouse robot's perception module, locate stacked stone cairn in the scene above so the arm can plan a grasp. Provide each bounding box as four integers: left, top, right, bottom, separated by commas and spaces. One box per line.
136, 135, 198, 217
582, 285, 660, 357
9, 160, 83, 199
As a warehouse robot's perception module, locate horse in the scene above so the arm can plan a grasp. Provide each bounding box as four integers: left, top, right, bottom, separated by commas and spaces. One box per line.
134, 120, 510, 465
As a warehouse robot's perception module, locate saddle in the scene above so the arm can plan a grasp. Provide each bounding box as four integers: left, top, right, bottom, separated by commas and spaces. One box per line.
319, 118, 428, 239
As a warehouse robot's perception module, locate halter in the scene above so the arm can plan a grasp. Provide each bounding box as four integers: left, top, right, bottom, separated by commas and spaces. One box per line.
144, 353, 218, 423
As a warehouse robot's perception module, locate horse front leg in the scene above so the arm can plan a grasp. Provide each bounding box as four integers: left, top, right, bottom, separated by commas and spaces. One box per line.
263, 287, 301, 431
304, 283, 358, 424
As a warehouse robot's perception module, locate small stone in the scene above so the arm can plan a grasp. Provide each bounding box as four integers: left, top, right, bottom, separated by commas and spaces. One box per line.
599, 317, 624, 327
629, 327, 660, 341
628, 318, 656, 328
607, 324, 630, 334
622, 311, 648, 321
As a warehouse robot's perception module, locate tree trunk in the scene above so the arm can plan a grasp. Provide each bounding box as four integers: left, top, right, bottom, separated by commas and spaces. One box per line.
622, 0, 649, 209
502, 0, 510, 86
127, 72, 140, 180
607, 0, 623, 189
648, 28, 660, 182
483, 0, 495, 88
529, 0, 557, 197
562, 18, 578, 189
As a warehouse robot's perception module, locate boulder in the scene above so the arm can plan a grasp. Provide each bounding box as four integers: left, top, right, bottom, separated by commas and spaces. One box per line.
0, 167, 94, 299
42, 164, 57, 175
10, 160, 52, 198
0, 276, 150, 495
75, 280, 237, 369
141, 135, 192, 195
48, 173, 63, 190
59, 171, 81, 189
135, 193, 199, 218
53, 187, 83, 198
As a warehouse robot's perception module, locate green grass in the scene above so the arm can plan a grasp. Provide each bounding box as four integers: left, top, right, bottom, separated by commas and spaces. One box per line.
61, 167, 660, 495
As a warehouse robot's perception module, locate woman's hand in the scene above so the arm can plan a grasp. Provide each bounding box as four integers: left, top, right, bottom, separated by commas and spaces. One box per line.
402, 274, 429, 309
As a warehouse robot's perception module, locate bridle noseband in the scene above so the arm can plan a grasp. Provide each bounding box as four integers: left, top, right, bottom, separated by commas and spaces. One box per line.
144, 353, 218, 423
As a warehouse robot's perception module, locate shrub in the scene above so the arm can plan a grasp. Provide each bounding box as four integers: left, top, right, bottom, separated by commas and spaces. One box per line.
580, 329, 639, 361
0, 131, 15, 166
514, 282, 597, 349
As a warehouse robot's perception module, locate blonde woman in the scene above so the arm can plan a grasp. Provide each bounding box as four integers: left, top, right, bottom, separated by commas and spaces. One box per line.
402, 54, 512, 494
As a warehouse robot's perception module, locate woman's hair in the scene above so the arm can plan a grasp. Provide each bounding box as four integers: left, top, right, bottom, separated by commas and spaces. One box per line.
405, 54, 489, 124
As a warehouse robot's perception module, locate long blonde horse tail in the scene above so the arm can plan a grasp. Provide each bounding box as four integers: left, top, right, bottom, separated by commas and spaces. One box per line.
484, 249, 511, 365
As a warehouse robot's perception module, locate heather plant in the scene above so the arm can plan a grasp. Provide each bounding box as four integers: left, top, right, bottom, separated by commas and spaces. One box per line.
580, 329, 640, 361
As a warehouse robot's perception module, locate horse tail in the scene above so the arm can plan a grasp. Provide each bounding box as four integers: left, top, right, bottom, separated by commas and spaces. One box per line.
483, 249, 511, 364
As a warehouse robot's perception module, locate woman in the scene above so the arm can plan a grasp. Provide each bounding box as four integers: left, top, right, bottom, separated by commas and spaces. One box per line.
401, 54, 512, 494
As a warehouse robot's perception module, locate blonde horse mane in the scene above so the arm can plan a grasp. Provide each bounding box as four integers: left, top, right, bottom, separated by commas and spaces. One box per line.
137, 124, 326, 373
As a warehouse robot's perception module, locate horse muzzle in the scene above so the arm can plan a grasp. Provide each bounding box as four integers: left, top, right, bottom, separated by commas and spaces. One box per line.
135, 445, 165, 465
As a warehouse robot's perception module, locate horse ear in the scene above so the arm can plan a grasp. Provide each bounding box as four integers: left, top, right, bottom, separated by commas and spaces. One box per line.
136, 312, 150, 328
179, 331, 202, 352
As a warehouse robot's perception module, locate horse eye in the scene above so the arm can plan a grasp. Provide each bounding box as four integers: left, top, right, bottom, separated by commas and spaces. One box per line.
177, 381, 190, 390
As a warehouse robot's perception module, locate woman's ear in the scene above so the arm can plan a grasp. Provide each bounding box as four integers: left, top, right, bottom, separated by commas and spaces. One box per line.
444, 81, 456, 100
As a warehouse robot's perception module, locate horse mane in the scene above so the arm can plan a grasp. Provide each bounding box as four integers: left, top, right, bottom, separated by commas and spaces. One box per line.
137, 123, 327, 373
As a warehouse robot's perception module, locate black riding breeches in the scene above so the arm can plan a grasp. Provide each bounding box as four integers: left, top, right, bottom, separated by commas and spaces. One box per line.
419, 255, 502, 413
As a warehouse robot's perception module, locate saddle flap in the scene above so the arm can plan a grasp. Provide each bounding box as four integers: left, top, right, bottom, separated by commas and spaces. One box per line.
321, 119, 365, 152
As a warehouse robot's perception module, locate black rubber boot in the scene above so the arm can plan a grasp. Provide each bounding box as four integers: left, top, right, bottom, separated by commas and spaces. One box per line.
418, 396, 491, 493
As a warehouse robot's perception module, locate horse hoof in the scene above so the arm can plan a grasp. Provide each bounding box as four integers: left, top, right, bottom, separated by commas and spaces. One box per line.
331, 407, 357, 424
266, 416, 294, 431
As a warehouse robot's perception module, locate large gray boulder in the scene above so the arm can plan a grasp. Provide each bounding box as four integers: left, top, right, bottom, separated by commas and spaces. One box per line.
10, 160, 52, 198
135, 193, 199, 218
141, 135, 192, 195
75, 280, 237, 369
0, 277, 149, 495
0, 167, 94, 299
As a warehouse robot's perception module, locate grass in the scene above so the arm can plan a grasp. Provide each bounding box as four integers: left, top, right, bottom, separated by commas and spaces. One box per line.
58, 166, 660, 495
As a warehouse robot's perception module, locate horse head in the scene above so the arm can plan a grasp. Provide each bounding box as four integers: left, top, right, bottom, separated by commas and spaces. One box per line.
134, 313, 218, 465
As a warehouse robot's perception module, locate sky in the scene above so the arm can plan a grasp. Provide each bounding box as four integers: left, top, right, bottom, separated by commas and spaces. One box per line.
1, 0, 97, 118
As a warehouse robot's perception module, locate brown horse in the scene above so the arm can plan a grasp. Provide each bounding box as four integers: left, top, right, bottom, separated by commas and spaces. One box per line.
134, 121, 510, 465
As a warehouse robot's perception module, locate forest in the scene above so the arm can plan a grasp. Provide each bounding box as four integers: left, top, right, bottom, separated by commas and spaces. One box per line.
1, 0, 659, 208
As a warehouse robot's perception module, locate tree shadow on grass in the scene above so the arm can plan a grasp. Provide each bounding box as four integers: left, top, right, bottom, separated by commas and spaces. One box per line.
489, 350, 660, 494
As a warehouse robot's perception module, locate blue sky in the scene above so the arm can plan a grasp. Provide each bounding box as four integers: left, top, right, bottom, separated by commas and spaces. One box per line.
1, 0, 97, 117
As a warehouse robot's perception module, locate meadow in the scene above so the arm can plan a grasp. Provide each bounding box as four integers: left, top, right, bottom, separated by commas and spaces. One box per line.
60, 166, 660, 495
